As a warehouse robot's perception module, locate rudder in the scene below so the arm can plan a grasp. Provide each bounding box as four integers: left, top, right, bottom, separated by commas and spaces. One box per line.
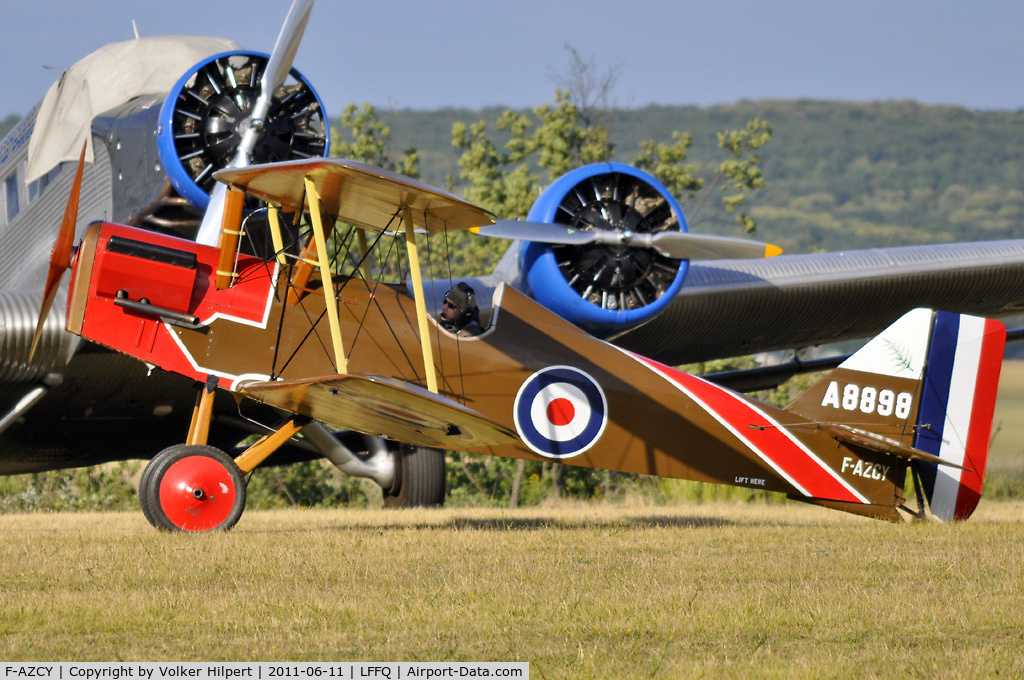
913, 311, 1005, 521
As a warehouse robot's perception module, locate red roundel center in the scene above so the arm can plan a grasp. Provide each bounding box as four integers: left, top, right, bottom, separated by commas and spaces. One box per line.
546, 398, 575, 426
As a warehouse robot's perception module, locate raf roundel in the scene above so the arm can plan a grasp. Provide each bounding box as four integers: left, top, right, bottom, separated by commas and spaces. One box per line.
513, 366, 608, 458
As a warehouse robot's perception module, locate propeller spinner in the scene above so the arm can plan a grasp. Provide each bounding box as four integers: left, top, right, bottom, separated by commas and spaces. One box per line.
29, 141, 88, 363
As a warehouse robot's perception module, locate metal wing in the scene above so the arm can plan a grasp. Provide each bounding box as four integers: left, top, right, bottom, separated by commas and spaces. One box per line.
611, 240, 1024, 364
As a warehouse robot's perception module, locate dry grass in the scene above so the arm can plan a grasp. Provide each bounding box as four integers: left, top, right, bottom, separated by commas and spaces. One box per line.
1, 501, 1023, 677
991, 359, 1024, 474
3, 360, 1024, 673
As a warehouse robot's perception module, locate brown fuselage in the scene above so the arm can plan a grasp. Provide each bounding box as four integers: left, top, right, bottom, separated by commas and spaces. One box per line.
69, 222, 910, 520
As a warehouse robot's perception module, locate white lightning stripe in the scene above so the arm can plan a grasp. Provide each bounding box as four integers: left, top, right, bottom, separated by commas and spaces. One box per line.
162, 326, 272, 390
195, 262, 280, 329
160, 263, 281, 390
930, 316, 984, 521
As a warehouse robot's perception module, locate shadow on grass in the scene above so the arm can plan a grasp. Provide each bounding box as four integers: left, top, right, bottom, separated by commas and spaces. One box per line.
237, 512, 739, 534
446, 515, 735, 531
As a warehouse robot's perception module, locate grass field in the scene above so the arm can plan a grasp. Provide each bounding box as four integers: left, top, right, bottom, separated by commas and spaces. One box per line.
990, 360, 1024, 475
1, 502, 1022, 677
2, 368, 1024, 675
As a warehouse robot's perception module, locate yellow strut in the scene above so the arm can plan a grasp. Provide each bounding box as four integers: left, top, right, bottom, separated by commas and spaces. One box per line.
356, 229, 372, 281
214, 187, 246, 290
186, 378, 218, 446
403, 206, 438, 394
304, 177, 348, 374
266, 204, 288, 266
234, 418, 309, 474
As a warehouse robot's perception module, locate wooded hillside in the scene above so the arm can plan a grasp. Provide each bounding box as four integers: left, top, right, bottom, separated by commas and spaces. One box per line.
377, 100, 1024, 253
4, 100, 1022, 254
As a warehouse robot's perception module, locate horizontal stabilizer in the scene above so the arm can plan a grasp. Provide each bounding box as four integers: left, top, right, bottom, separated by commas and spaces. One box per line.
215, 159, 495, 234
819, 423, 967, 471
238, 373, 518, 450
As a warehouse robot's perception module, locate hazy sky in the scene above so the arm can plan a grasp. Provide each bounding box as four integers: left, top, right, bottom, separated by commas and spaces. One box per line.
3, 0, 1022, 118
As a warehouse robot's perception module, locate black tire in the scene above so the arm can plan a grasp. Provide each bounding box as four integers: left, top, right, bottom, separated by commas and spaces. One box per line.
138, 456, 161, 529
382, 444, 446, 508
139, 444, 246, 532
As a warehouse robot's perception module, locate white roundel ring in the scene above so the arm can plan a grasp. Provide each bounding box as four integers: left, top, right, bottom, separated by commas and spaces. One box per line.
513, 366, 608, 458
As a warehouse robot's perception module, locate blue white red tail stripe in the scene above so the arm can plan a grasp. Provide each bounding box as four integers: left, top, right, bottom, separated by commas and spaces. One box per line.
624, 351, 867, 504
914, 311, 1005, 521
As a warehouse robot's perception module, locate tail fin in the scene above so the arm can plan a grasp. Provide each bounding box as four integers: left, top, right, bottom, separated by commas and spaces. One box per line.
912, 311, 1005, 520
788, 308, 1005, 521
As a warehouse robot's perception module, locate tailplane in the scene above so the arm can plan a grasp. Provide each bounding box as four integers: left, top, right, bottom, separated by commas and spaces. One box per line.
787, 309, 1005, 521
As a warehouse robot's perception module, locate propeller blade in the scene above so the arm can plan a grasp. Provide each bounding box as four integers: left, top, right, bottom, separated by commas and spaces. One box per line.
635, 231, 783, 260
199, 0, 314, 247
475, 220, 599, 246
29, 141, 87, 362
196, 182, 228, 246
479, 220, 782, 260
233, 0, 314, 166
261, 0, 314, 106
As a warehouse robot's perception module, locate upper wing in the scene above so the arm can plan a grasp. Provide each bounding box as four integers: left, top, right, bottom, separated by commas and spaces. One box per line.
215, 159, 495, 234
238, 373, 518, 450
611, 239, 1024, 364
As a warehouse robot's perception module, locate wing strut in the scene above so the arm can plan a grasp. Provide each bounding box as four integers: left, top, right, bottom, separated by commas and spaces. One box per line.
266, 204, 289, 266
304, 177, 348, 374
403, 206, 439, 394
234, 416, 310, 474
214, 186, 246, 289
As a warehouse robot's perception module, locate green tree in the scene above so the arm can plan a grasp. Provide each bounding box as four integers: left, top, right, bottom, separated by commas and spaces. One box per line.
451, 96, 771, 233
331, 102, 420, 177
326, 103, 503, 284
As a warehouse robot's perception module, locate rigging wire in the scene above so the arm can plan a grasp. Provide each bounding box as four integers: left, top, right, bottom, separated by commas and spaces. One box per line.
267, 207, 311, 378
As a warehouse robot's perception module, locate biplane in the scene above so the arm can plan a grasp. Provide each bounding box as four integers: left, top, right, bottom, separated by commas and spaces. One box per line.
29, 147, 1006, 530
2, 0, 1023, 523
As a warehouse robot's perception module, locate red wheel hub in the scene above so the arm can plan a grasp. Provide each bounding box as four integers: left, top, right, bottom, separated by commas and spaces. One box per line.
158, 455, 239, 531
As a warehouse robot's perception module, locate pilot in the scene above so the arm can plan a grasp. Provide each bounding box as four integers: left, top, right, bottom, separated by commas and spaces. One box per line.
440, 282, 484, 337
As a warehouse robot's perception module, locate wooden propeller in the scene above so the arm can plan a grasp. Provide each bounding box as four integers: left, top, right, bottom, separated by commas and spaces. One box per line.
28, 141, 87, 362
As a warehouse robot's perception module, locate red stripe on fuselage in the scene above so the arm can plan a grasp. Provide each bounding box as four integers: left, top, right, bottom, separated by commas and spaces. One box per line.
627, 353, 864, 504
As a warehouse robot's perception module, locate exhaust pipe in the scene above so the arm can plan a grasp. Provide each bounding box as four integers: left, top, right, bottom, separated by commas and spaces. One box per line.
301, 422, 395, 489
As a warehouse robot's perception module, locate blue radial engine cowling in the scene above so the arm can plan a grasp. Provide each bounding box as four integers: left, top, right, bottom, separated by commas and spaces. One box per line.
521, 162, 689, 337
157, 51, 330, 211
